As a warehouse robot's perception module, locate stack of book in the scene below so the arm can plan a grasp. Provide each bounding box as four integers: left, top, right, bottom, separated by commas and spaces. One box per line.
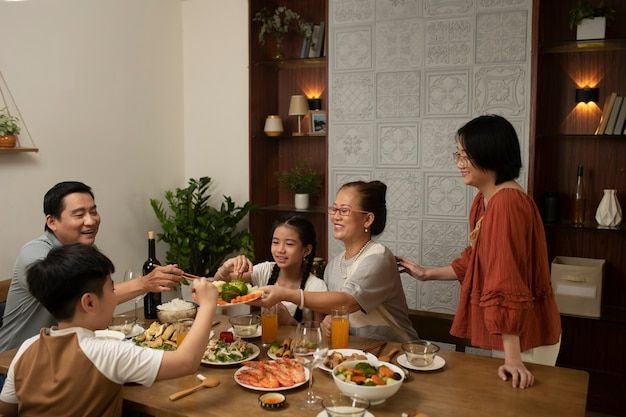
595, 92, 626, 135
300, 22, 325, 59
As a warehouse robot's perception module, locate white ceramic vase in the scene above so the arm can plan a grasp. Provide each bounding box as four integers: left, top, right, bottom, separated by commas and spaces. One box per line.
595, 189, 622, 227
577, 17, 606, 40
294, 193, 309, 210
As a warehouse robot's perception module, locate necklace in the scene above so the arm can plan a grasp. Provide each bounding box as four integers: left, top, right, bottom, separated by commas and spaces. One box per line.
340, 240, 372, 279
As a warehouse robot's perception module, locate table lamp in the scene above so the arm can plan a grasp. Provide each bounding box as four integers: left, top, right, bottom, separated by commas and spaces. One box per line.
288, 95, 309, 136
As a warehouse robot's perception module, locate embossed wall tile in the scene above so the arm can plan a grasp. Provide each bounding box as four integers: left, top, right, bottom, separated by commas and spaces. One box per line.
377, 122, 420, 167
477, 0, 528, 9
421, 118, 467, 170
378, 219, 398, 241
426, 17, 472, 67
375, 19, 424, 69
473, 65, 525, 116
376, 0, 420, 21
331, 72, 376, 121
476, 11, 527, 64
425, 70, 470, 116
332, 124, 375, 167
332, 0, 376, 24
335, 27, 373, 71
397, 219, 422, 242
425, 173, 468, 217
424, 0, 473, 17
331, 170, 373, 196
376, 71, 421, 119
421, 220, 467, 265
375, 169, 423, 218
419, 281, 460, 313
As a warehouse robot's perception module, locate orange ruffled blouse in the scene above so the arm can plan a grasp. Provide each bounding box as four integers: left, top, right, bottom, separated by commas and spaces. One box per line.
450, 188, 561, 352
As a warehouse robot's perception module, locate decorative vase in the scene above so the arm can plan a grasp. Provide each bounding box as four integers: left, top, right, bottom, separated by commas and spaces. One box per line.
294, 193, 309, 210
264, 115, 283, 137
577, 17, 606, 40
595, 189, 622, 227
0, 134, 17, 148
272, 35, 285, 61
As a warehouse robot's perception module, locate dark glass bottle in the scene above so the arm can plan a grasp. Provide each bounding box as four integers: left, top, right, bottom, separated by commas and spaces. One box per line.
143, 231, 162, 319
573, 165, 585, 226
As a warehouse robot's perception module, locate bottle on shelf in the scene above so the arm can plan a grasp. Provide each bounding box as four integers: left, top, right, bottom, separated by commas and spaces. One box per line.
573, 165, 586, 226
143, 231, 162, 319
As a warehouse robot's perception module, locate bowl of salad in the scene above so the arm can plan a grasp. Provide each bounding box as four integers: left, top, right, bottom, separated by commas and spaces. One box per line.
332, 360, 404, 405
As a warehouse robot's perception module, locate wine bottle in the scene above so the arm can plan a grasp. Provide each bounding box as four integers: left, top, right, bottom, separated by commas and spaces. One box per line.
143, 231, 162, 319
573, 165, 585, 226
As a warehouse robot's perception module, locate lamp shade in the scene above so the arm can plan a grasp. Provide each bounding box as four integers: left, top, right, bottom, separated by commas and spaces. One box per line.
288, 95, 309, 116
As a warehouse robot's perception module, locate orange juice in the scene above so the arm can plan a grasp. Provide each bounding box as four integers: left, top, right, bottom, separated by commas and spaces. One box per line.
331, 316, 349, 349
261, 310, 278, 345
175, 319, 192, 348
176, 330, 189, 347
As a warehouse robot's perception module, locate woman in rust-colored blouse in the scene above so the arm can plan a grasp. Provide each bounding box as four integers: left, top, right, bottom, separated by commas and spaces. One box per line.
397, 115, 561, 389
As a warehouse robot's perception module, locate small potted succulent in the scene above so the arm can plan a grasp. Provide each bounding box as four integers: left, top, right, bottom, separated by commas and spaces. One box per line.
569, 0, 616, 40
277, 160, 322, 210
253, 6, 312, 60
0, 108, 20, 148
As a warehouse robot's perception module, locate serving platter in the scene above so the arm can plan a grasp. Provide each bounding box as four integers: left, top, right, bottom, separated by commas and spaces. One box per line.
234, 361, 310, 392
318, 348, 378, 373
397, 353, 446, 371
201, 342, 259, 366
216, 292, 263, 308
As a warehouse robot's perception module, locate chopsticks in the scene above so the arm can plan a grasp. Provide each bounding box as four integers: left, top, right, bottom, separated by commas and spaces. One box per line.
361, 340, 387, 356
182, 272, 204, 280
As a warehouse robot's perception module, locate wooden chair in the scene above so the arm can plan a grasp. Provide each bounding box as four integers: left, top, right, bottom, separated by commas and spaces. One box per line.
408, 309, 469, 352
0, 278, 11, 327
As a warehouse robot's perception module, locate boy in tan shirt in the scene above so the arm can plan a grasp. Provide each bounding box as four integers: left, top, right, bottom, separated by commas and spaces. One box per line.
0, 243, 218, 417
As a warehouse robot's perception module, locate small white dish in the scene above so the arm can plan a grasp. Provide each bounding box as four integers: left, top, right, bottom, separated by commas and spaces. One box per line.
397, 353, 445, 371
316, 411, 375, 417
227, 326, 262, 339
95, 329, 125, 341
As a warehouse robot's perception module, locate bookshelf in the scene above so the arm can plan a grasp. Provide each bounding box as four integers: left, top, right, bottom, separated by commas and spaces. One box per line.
530, 1, 626, 414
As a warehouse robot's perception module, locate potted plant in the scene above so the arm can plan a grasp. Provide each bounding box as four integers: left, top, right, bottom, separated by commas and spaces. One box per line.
277, 160, 322, 210
0, 108, 20, 148
569, 0, 615, 40
150, 177, 255, 278
253, 6, 312, 60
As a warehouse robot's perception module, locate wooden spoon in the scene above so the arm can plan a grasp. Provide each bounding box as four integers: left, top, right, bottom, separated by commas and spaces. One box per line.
169, 377, 220, 401
379, 347, 400, 363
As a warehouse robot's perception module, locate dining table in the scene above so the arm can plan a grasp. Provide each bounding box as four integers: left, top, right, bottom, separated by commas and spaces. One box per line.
0, 313, 589, 417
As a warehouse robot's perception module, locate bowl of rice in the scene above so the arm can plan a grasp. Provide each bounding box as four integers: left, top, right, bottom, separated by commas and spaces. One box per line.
156, 298, 197, 323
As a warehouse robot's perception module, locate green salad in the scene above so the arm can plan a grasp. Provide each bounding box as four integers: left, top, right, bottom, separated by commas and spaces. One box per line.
203, 339, 255, 363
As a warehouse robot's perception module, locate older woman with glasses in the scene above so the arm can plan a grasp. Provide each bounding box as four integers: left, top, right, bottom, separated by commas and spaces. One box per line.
257, 180, 417, 342
397, 115, 561, 389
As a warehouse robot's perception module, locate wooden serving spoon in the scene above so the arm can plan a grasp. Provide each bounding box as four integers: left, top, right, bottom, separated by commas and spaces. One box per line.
169, 376, 220, 401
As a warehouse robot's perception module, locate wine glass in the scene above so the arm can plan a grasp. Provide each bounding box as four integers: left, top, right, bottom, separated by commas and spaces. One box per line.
292, 321, 328, 409
123, 270, 144, 327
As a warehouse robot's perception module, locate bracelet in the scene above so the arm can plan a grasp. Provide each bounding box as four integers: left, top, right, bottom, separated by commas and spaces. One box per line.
299, 289, 305, 310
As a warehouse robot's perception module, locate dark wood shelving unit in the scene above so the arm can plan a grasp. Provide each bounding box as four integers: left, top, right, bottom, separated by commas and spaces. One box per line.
248, 0, 328, 263
531, 1, 626, 415
0, 147, 38, 153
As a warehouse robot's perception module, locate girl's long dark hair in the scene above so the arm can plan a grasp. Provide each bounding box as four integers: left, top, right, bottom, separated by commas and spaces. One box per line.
267, 215, 317, 322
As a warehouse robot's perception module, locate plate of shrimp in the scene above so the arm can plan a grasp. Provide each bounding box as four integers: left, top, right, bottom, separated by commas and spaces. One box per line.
234, 358, 309, 391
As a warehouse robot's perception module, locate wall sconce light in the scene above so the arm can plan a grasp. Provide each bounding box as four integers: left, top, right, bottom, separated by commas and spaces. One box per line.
307, 98, 322, 111
576, 87, 599, 103
288, 95, 309, 136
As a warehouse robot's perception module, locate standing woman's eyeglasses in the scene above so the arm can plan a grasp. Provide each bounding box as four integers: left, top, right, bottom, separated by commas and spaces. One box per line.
328, 206, 370, 216
452, 151, 471, 164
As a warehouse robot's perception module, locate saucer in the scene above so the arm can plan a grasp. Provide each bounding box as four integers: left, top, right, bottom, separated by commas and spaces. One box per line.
397, 353, 445, 371
316, 411, 375, 417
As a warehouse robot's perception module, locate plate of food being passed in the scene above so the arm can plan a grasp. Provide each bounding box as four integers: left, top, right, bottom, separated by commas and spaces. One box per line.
234, 358, 309, 391
211, 280, 263, 307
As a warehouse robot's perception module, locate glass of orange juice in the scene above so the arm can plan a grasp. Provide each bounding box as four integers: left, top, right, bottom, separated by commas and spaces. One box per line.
175, 319, 193, 347
261, 304, 278, 346
331, 306, 349, 349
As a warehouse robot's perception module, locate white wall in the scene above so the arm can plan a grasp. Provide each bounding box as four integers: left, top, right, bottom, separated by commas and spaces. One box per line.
0, 0, 186, 280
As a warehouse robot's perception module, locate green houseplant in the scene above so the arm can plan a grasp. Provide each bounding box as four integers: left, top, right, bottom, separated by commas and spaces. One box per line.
569, 0, 615, 39
253, 6, 312, 60
150, 177, 255, 277
0, 108, 20, 148
277, 161, 322, 210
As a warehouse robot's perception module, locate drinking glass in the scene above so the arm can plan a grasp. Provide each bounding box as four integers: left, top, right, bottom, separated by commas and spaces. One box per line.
293, 321, 328, 409
123, 270, 144, 326
261, 304, 278, 346
331, 306, 350, 349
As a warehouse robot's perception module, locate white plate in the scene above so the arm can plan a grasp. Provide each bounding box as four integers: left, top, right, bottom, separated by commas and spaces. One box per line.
317, 411, 374, 417
397, 353, 445, 371
318, 349, 378, 373
107, 323, 144, 339
227, 326, 262, 339
216, 293, 263, 308
201, 343, 260, 366
95, 330, 125, 341
234, 362, 310, 391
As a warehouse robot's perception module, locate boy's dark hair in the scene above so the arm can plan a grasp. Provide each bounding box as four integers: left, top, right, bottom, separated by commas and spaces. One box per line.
340, 180, 387, 236
43, 181, 94, 232
27, 243, 115, 321
457, 114, 522, 185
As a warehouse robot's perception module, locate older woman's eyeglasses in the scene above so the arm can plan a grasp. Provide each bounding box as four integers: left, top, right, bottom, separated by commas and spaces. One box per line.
328, 206, 369, 216
452, 151, 471, 164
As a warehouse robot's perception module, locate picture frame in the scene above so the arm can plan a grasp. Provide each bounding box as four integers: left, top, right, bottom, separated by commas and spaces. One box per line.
309, 110, 326, 135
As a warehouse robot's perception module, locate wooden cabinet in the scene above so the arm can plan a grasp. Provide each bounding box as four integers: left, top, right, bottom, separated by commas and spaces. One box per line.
531, 1, 626, 415
248, 0, 328, 262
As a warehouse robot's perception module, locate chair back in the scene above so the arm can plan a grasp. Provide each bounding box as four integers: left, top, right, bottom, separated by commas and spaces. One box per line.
0, 278, 10, 327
